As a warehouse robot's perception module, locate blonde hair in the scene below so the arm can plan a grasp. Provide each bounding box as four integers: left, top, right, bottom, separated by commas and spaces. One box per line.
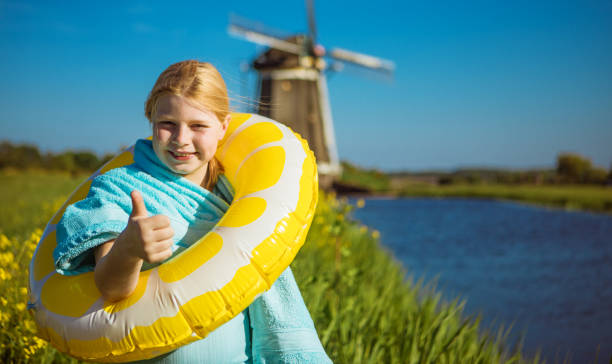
145, 60, 230, 191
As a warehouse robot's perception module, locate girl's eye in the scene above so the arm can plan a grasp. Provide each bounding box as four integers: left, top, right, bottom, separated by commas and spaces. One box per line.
192, 124, 208, 130
158, 121, 174, 127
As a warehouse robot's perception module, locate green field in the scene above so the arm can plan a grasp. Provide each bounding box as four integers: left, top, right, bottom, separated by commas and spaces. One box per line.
398, 183, 612, 214
0, 171, 554, 363
338, 161, 612, 214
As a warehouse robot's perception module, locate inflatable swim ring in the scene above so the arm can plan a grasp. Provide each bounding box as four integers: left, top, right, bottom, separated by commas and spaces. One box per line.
28, 113, 318, 362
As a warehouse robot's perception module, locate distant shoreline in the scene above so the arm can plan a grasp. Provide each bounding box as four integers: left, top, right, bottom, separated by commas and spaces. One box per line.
336, 183, 612, 214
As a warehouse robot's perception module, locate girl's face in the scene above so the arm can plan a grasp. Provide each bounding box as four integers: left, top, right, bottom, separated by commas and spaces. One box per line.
152, 94, 229, 186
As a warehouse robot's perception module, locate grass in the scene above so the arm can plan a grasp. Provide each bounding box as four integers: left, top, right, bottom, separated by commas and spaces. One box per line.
0, 171, 84, 363
0, 170, 551, 363
398, 183, 612, 214
294, 193, 545, 363
339, 162, 391, 192
0, 170, 89, 240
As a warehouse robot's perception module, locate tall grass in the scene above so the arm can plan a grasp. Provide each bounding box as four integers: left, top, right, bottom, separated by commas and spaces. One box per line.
293, 193, 544, 363
0, 171, 548, 363
0, 172, 83, 363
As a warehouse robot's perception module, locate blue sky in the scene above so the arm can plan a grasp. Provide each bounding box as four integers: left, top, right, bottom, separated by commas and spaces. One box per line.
1, 0, 611, 171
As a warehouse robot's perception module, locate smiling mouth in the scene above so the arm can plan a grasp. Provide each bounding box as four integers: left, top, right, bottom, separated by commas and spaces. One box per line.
168, 150, 196, 160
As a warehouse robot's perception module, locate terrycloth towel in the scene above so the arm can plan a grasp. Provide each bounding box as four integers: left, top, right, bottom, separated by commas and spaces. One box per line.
251, 268, 332, 363
54, 139, 233, 275
54, 139, 331, 363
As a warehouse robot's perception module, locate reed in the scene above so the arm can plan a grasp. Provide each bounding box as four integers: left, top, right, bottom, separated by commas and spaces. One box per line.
293, 193, 544, 363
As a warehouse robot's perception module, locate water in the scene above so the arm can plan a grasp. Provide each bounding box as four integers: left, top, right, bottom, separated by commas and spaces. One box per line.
350, 197, 612, 363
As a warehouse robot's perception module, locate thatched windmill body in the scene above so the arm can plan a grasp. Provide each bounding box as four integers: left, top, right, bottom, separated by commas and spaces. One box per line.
229, 2, 394, 189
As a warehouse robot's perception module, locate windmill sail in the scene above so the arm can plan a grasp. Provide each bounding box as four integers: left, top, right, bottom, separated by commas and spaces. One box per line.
228, 5, 394, 189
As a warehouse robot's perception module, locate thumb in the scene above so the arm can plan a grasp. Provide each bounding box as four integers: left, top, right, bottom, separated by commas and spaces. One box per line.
130, 190, 148, 218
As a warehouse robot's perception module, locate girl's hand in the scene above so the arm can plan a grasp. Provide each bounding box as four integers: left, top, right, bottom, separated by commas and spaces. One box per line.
116, 190, 174, 263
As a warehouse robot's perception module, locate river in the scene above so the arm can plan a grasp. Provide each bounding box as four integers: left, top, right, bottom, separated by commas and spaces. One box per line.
349, 197, 612, 363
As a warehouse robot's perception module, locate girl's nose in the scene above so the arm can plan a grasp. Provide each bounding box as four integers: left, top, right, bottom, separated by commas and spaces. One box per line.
173, 124, 190, 145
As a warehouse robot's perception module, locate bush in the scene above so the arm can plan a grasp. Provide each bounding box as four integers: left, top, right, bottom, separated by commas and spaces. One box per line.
0, 141, 107, 173
0, 142, 43, 169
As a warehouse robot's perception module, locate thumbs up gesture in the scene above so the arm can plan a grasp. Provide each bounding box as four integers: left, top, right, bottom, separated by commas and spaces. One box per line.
117, 190, 174, 263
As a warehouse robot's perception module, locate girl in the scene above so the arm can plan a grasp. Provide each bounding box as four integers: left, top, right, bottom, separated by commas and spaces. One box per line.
54, 60, 331, 363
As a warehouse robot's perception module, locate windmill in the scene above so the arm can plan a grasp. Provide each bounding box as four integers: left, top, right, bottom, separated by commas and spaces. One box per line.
228, 1, 394, 189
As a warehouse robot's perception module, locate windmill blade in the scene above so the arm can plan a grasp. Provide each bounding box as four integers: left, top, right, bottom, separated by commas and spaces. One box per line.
228, 23, 301, 55
228, 15, 301, 55
329, 47, 395, 74
306, 0, 317, 45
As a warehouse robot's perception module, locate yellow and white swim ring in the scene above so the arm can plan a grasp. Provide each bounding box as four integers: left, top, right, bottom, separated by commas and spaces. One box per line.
28, 113, 318, 362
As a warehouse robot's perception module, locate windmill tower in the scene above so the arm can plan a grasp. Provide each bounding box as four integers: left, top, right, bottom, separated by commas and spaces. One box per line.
229, 1, 394, 189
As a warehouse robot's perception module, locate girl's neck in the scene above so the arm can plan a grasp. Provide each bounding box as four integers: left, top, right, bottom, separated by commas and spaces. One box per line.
182, 163, 209, 188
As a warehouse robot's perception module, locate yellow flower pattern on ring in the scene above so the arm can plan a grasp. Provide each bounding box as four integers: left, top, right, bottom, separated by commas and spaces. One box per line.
158, 232, 224, 283
28, 113, 318, 362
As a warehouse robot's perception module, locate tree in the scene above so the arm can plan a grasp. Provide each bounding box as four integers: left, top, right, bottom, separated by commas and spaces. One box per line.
586, 167, 608, 185
72, 151, 101, 171
48, 152, 76, 172
0, 141, 43, 169
556, 153, 592, 183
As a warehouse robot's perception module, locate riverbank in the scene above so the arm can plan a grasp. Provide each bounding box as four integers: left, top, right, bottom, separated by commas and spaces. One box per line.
337, 181, 612, 214
350, 197, 611, 363
0, 171, 545, 363
295, 192, 546, 363
397, 183, 612, 214
337, 161, 612, 214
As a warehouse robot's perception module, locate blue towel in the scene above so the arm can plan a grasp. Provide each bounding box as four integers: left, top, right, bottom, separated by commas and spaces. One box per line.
250, 268, 332, 363
55, 139, 233, 275
54, 139, 331, 363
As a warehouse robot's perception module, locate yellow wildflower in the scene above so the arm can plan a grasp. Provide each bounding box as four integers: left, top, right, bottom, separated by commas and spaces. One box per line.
356, 198, 365, 208
0, 234, 10, 249
24, 346, 33, 359
0, 267, 11, 281
1, 297, 7, 306
31, 229, 43, 239
20, 287, 28, 296
0, 252, 14, 265
371, 230, 380, 239
34, 336, 47, 348
25, 319, 36, 333
16, 302, 26, 311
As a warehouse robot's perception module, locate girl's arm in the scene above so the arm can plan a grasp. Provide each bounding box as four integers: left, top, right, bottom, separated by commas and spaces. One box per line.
94, 239, 143, 302
94, 190, 174, 302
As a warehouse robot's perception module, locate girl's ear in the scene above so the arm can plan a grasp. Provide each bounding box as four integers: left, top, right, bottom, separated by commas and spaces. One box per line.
223, 114, 230, 130
219, 114, 230, 140
222, 114, 230, 132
